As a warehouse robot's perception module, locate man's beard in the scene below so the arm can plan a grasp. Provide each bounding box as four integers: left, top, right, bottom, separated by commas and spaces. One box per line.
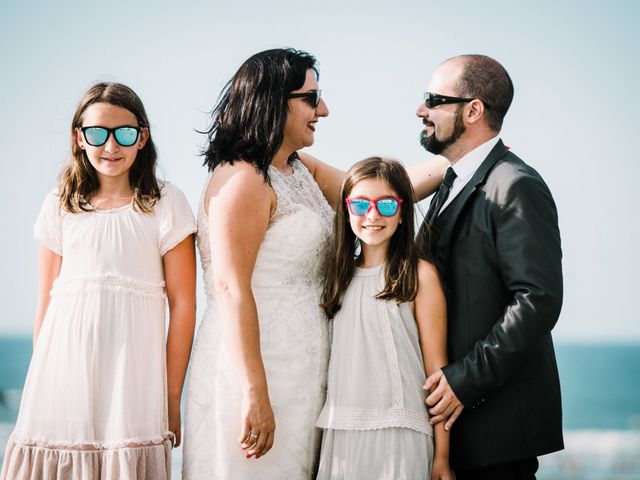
420, 106, 466, 155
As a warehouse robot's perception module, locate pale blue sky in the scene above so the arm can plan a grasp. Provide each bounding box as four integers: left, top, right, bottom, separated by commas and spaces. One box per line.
1, 0, 638, 341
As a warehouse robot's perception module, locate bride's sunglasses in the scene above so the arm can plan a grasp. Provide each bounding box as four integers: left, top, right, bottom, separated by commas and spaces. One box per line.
288, 90, 322, 108
345, 197, 403, 217
80, 126, 142, 147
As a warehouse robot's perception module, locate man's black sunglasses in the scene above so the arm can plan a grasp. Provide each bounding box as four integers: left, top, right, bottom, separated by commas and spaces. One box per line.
423, 91, 488, 109
288, 90, 322, 108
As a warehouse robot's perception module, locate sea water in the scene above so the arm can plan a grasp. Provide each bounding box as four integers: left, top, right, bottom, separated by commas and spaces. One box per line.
1, 337, 639, 479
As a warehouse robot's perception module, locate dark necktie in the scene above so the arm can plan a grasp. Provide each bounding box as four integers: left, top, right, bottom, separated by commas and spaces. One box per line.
425, 167, 457, 224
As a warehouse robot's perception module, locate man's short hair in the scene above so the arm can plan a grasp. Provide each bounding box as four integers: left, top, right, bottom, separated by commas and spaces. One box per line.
452, 54, 514, 132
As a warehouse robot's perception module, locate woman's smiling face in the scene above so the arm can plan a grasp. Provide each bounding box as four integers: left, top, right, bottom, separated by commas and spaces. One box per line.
281, 69, 329, 153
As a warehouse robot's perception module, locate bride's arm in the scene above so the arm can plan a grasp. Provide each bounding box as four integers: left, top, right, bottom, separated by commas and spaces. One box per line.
207, 162, 276, 459
297, 151, 344, 210
299, 150, 448, 205
405, 155, 449, 201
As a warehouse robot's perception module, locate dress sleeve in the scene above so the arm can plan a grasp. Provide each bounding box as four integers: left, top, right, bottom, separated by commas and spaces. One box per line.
33, 191, 63, 256
158, 183, 197, 256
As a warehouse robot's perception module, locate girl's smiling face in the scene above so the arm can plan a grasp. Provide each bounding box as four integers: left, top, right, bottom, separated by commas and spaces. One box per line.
346, 177, 402, 257
76, 102, 148, 184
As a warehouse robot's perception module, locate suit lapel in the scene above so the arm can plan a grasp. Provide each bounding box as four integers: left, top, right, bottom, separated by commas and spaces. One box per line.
434, 140, 510, 271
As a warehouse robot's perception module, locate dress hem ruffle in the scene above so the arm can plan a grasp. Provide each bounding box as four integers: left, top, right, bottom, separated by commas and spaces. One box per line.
0, 437, 172, 480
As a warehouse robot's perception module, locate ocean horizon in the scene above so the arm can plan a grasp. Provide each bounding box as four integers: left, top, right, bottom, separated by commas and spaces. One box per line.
1, 337, 639, 479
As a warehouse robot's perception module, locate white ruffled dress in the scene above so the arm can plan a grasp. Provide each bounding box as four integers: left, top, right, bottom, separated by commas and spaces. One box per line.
0, 183, 196, 480
316, 264, 434, 480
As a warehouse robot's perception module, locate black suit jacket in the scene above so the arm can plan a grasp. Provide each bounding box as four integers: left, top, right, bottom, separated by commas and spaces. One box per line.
417, 140, 564, 469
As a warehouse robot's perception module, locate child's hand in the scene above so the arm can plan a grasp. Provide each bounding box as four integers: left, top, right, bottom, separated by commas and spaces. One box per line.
431, 456, 453, 480
168, 400, 182, 447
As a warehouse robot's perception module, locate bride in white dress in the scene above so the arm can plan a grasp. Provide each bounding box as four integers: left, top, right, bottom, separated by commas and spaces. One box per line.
182, 48, 340, 479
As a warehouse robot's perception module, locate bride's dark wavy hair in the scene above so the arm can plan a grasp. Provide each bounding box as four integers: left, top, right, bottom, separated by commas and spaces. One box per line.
321, 157, 419, 319
201, 48, 318, 181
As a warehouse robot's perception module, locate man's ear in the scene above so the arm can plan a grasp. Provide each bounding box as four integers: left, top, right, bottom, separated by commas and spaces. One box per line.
466, 99, 486, 125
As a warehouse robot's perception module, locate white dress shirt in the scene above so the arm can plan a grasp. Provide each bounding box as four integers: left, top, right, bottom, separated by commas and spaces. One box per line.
439, 135, 500, 214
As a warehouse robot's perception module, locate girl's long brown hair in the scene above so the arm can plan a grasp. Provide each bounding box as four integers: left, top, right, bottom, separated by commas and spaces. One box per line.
321, 157, 419, 319
59, 82, 160, 213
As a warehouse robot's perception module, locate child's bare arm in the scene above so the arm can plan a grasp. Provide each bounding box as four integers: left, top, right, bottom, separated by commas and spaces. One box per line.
164, 234, 197, 447
415, 260, 453, 479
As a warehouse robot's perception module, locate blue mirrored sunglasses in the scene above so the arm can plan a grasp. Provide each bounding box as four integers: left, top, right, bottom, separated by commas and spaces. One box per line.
345, 197, 403, 217
80, 126, 142, 147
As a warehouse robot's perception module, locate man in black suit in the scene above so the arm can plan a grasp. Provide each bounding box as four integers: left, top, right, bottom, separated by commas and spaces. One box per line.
416, 55, 563, 479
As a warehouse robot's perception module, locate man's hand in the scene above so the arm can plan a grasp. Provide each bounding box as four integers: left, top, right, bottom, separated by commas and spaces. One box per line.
423, 370, 464, 431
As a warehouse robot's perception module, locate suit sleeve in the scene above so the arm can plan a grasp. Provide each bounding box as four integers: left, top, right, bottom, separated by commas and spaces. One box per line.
442, 172, 563, 405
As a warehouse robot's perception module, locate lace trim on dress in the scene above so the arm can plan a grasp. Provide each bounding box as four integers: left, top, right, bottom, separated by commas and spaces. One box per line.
51, 274, 166, 298
316, 406, 433, 435
8, 432, 174, 451
381, 298, 403, 408
268, 159, 334, 233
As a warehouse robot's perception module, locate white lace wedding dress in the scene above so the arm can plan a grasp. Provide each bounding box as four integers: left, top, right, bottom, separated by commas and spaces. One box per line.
182, 159, 334, 479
